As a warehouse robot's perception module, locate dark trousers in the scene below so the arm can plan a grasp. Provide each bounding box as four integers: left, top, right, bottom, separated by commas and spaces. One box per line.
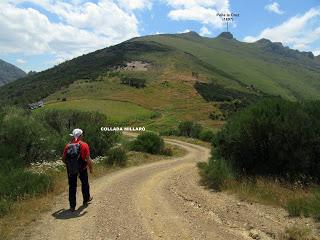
68, 168, 90, 208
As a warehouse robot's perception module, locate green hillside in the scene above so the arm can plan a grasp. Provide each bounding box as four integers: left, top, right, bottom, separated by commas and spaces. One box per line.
0, 32, 319, 130
138, 32, 320, 100
0, 59, 26, 86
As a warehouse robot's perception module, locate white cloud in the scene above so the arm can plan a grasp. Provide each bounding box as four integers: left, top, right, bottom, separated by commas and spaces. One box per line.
199, 26, 211, 36
165, 0, 230, 29
117, 0, 152, 10
16, 58, 26, 64
0, 1, 142, 62
178, 29, 191, 33
265, 2, 284, 15
244, 8, 320, 54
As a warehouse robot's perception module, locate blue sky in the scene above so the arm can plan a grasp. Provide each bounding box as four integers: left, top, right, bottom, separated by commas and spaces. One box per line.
0, 0, 319, 72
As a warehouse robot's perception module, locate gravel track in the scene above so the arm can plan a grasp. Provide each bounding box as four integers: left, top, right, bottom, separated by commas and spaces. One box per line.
19, 138, 318, 240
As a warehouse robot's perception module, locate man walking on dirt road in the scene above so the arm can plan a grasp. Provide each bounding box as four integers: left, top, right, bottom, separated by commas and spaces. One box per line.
62, 128, 93, 211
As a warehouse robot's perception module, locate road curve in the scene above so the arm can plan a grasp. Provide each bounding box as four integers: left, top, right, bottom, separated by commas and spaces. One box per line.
20, 138, 317, 240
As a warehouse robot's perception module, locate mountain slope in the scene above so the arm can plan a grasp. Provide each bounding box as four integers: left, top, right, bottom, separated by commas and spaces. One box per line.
0, 59, 26, 86
0, 32, 319, 129
138, 32, 320, 100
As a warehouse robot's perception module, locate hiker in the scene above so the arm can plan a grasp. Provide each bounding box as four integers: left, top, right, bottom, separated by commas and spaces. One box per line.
62, 128, 93, 211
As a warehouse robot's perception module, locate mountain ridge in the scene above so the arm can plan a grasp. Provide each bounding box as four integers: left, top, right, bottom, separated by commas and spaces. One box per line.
0, 59, 26, 86
0, 32, 319, 113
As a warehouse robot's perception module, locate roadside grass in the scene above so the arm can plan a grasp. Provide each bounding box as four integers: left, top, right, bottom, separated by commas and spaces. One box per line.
0, 142, 186, 240
280, 225, 319, 240
223, 178, 313, 208
199, 158, 320, 219
286, 190, 320, 221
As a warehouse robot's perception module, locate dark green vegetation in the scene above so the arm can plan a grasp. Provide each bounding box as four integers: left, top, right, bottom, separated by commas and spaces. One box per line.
213, 99, 320, 181
0, 107, 119, 216
120, 76, 146, 88
0, 59, 26, 86
0, 41, 170, 105
130, 132, 165, 155
161, 121, 215, 143
105, 146, 128, 166
198, 99, 320, 221
0, 169, 52, 217
194, 82, 263, 117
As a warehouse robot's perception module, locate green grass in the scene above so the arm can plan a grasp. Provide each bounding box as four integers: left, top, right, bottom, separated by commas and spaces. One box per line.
42, 99, 156, 122
286, 190, 320, 220
42, 52, 221, 131
139, 33, 320, 100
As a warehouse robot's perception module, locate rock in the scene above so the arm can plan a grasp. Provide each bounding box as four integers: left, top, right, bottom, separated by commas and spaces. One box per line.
249, 229, 261, 240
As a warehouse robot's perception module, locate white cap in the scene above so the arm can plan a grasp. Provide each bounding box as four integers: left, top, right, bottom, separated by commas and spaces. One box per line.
69, 128, 83, 140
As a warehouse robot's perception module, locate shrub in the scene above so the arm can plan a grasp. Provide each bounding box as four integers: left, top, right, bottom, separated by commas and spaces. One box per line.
131, 132, 164, 154
36, 109, 120, 158
198, 129, 215, 143
105, 146, 127, 166
120, 77, 146, 88
178, 121, 203, 138
213, 99, 320, 181
159, 128, 179, 136
0, 168, 52, 203
209, 112, 225, 121
198, 155, 234, 191
0, 107, 58, 166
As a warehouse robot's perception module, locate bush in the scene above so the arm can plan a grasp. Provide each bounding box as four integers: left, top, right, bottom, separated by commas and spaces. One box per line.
36, 109, 120, 158
0, 169, 52, 202
178, 121, 202, 138
0, 107, 58, 166
213, 99, 320, 181
120, 77, 146, 88
198, 155, 234, 191
131, 132, 164, 154
198, 129, 215, 143
105, 146, 127, 166
159, 128, 179, 136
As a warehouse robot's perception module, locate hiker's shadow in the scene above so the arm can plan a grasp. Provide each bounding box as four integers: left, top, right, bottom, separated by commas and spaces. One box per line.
52, 205, 88, 220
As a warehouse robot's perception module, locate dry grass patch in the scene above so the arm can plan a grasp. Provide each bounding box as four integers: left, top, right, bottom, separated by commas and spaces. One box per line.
224, 178, 312, 207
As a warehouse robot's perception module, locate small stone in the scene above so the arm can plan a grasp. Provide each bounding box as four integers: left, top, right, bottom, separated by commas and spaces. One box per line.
249, 229, 261, 240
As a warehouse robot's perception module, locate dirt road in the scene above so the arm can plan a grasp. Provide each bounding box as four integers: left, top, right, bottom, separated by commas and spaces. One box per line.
20, 138, 317, 240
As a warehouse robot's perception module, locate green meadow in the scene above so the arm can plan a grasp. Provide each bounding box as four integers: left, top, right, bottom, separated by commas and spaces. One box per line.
43, 99, 156, 123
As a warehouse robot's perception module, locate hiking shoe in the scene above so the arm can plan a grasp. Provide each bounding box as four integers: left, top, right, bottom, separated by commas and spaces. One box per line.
70, 207, 76, 212
83, 197, 93, 205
